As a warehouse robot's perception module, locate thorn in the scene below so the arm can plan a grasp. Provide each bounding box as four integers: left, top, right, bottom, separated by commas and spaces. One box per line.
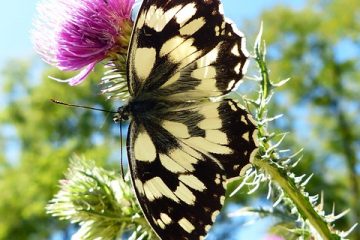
309, 194, 319, 204
301, 173, 314, 187
278, 149, 291, 154
254, 22, 264, 52
266, 133, 288, 153
272, 77, 291, 87
245, 75, 262, 81
230, 181, 247, 197
244, 98, 259, 107
340, 223, 358, 238
230, 170, 256, 197
318, 191, 324, 211
267, 180, 272, 199
294, 174, 306, 184
291, 155, 303, 168
248, 179, 261, 194
263, 91, 275, 104
281, 158, 292, 165
273, 191, 284, 207
288, 148, 304, 159
260, 114, 284, 124
331, 209, 351, 221
263, 41, 267, 58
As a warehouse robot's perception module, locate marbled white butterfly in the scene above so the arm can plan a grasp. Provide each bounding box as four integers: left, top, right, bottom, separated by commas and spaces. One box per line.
114, 0, 258, 239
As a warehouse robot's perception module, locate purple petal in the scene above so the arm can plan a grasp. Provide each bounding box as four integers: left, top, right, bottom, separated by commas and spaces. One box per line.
49, 62, 96, 86
264, 235, 284, 240
32, 0, 135, 84
68, 62, 97, 86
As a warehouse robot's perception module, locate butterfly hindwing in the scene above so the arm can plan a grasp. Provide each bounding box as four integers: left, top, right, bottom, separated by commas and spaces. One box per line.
158, 99, 258, 179
127, 0, 249, 99
126, 99, 258, 239
127, 120, 227, 239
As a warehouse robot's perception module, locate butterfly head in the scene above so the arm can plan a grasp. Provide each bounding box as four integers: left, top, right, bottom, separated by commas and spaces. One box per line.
113, 105, 130, 122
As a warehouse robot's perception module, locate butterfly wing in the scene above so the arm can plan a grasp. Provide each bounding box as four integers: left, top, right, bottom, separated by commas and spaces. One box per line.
127, 99, 258, 239
172, 99, 258, 180
127, 0, 249, 99
127, 120, 227, 239
126, 0, 257, 239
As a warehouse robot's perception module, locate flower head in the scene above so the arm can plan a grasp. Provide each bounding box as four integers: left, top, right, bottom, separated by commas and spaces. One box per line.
264, 235, 284, 240
47, 157, 154, 239
32, 0, 135, 85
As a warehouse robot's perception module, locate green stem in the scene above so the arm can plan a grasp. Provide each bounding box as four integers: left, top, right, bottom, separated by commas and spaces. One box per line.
252, 33, 340, 239
252, 159, 337, 240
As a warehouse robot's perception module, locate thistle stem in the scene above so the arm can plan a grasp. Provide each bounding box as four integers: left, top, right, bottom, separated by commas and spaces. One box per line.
253, 28, 339, 240
252, 159, 337, 240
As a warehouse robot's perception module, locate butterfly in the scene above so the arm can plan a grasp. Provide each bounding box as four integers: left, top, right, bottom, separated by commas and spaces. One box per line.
115, 0, 258, 239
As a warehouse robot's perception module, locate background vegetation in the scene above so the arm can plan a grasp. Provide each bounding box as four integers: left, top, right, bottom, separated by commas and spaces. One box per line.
0, 0, 359, 239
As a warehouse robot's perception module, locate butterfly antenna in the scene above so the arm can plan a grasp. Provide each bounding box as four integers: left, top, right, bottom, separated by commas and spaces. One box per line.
51, 99, 117, 114
120, 120, 125, 180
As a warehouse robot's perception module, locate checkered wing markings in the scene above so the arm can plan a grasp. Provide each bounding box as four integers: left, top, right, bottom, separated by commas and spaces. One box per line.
127, 0, 249, 98
126, 0, 254, 238
127, 99, 258, 239
127, 121, 227, 240
163, 99, 258, 179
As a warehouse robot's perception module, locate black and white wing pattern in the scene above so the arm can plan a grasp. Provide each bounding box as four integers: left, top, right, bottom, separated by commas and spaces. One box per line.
128, 119, 228, 239
124, 0, 258, 239
127, 99, 258, 239
127, 0, 249, 99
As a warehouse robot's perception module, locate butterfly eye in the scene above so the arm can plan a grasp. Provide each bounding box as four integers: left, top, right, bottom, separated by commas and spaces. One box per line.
114, 106, 130, 122
122, 113, 130, 121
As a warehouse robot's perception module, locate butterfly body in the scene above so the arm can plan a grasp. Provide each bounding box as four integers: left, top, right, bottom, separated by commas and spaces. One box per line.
120, 0, 259, 239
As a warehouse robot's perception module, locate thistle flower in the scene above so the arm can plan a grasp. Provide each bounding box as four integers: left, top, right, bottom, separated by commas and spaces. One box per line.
47, 157, 155, 239
264, 235, 284, 240
32, 0, 135, 85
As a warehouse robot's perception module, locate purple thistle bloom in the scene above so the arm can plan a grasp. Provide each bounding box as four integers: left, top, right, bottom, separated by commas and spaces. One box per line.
32, 0, 135, 85
264, 235, 285, 240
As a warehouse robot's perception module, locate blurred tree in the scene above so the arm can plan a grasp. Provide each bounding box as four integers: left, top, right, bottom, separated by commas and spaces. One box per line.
0, 59, 121, 239
242, 0, 360, 238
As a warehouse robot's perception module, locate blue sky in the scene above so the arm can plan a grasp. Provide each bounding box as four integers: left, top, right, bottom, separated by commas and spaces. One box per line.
0, 0, 305, 70
0, 0, 38, 68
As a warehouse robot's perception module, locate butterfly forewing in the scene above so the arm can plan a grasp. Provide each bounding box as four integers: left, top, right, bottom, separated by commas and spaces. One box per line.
127, 0, 249, 98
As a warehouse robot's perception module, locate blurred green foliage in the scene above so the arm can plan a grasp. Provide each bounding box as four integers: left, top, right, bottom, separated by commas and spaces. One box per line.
246, 0, 360, 238
0, 60, 120, 239
0, 0, 359, 239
